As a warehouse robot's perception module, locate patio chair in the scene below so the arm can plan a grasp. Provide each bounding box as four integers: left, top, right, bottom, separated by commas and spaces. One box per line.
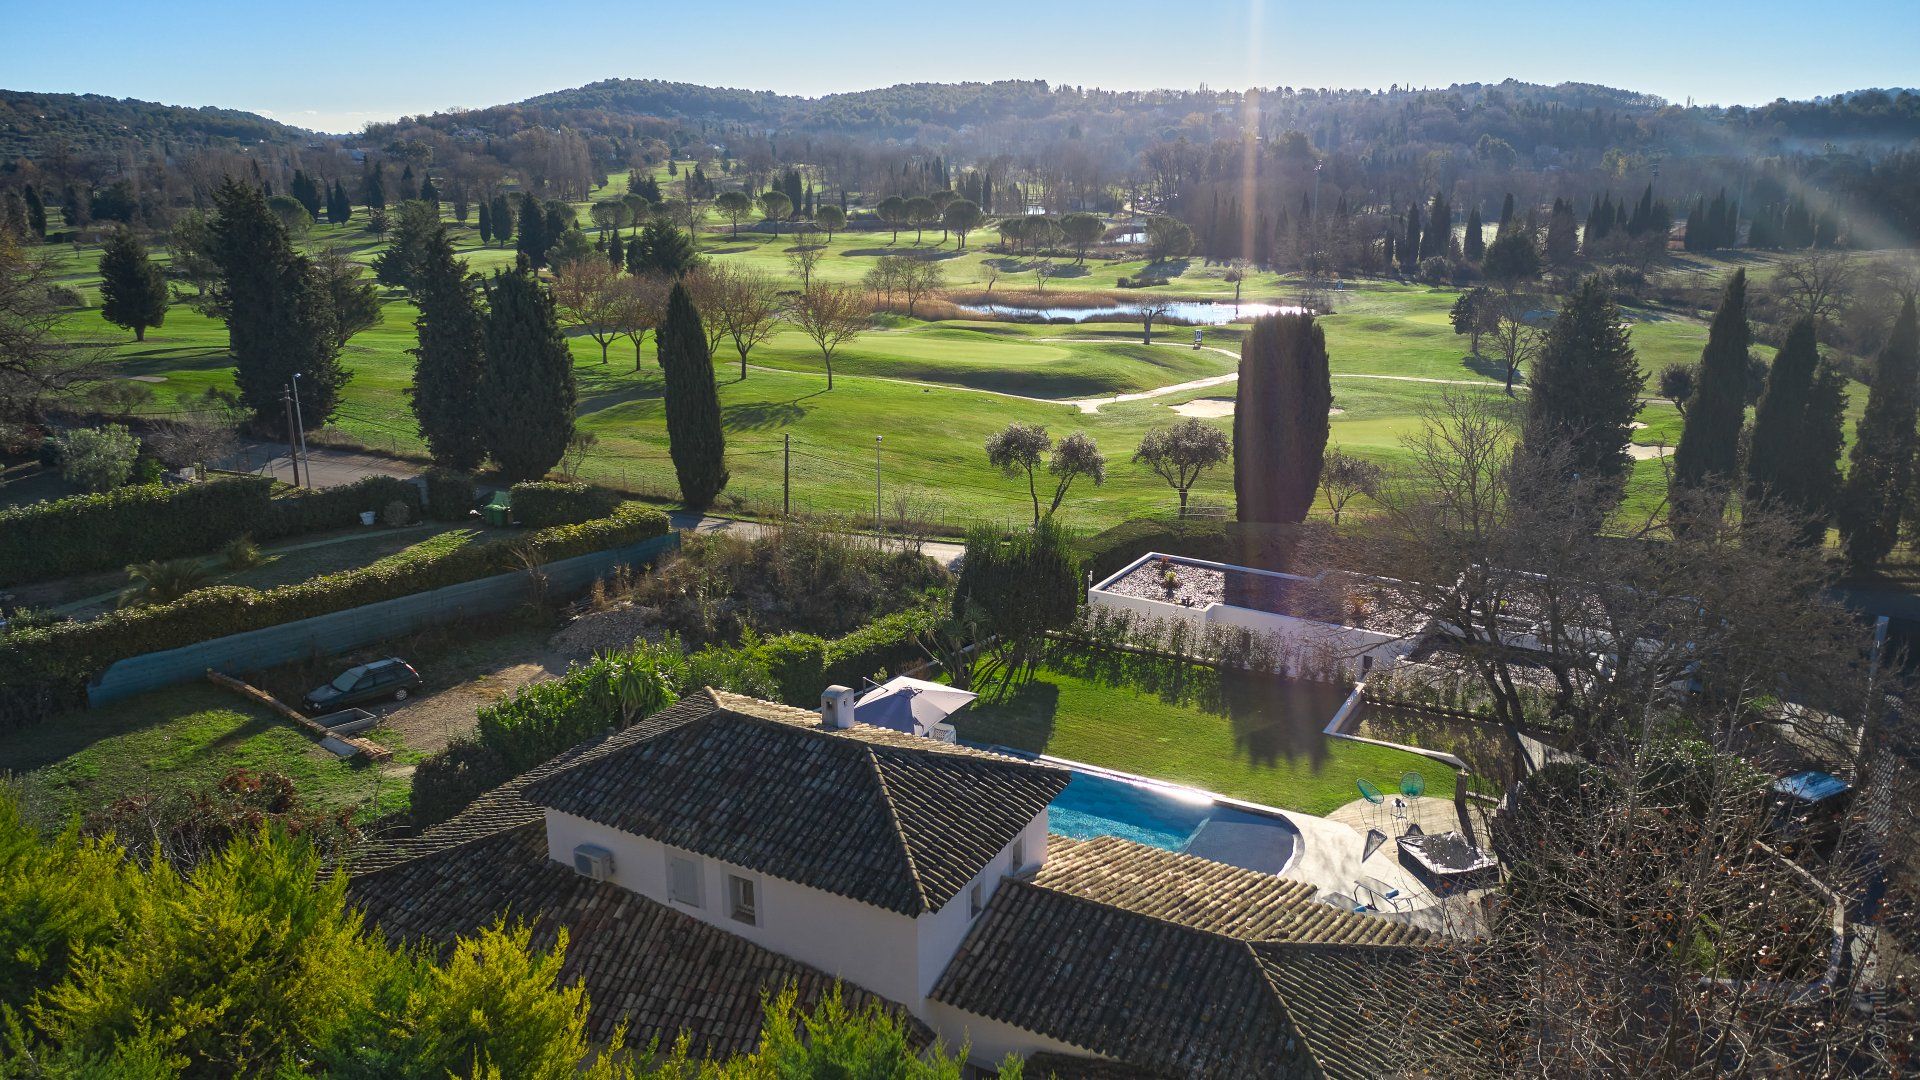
1356, 778, 1386, 832
1399, 771, 1426, 799
1355, 873, 1407, 912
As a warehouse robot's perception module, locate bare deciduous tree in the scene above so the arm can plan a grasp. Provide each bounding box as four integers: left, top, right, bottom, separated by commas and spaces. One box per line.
791, 282, 867, 390
1770, 250, 1857, 329
1318, 448, 1384, 524
703, 266, 785, 380
550, 259, 625, 363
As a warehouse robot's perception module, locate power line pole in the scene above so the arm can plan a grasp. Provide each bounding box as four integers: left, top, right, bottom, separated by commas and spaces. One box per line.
280, 389, 301, 488
289, 374, 309, 488
783, 434, 791, 519
874, 435, 882, 540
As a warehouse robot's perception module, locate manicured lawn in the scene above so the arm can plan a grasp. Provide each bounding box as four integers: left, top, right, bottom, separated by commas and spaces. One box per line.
951, 665, 1456, 816
4, 684, 419, 828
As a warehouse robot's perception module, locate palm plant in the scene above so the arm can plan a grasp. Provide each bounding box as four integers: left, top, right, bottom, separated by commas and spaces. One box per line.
120, 558, 210, 607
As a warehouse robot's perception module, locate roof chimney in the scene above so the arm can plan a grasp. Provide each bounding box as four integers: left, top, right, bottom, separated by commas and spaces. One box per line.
820, 685, 857, 729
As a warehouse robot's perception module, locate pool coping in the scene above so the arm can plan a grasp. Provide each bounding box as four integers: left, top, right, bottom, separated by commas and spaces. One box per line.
965, 741, 1307, 876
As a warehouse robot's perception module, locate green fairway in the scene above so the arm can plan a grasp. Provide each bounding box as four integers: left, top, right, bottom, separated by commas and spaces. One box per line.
951, 665, 1456, 817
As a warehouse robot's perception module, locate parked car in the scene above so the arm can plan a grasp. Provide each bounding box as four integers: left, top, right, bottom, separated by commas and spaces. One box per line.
302, 658, 421, 713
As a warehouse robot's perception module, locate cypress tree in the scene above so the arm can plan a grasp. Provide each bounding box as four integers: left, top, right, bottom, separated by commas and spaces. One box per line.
1399, 203, 1421, 274
657, 282, 728, 508
479, 269, 575, 483
1519, 276, 1642, 506
1463, 206, 1485, 261
1234, 313, 1332, 524
1420, 193, 1451, 259
1544, 198, 1578, 269
419, 174, 440, 207
210, 178, 348, 431
363, 165, 386, 211
1671, 270, 1750, 523
1746, 317, 1845, 543
490, 194, 513, 248
516, 195, 548, 267
407, 225, 488, 471
477, 201, 493, 245
97, 227, 168, 341
1839, 297, 1920, 569
1497, 192, 1515, 236
22, 186, 46, 238
606, 229, 624, 270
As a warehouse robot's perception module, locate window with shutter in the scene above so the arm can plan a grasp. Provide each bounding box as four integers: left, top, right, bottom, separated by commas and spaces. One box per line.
667, 852, 702, 907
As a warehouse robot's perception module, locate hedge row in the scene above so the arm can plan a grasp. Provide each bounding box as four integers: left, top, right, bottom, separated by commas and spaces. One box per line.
0, 504, 671, 709
408, 600, 940, 825
423, 469, 477, 522
508, 482, 621, 529
0, 475, 431, 587
0, 477, 274, 586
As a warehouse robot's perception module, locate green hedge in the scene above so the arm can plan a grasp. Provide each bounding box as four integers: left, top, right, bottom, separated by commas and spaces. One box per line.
422, 469, 477, 522
409, 600, 940, 824
1075, 516, 1313, 583
508, 482, 620, 529
0, 504, 671, 711
258, 476, 423, 540
0, 477, 274, 586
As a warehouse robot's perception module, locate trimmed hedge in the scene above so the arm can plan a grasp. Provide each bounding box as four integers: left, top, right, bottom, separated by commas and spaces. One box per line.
0, 503, 671, 714
258, 476, 423, 540
509, 482, 621, 529
409, 599, 941, 824
0, 477, 274, 586
423, 469, 476, 522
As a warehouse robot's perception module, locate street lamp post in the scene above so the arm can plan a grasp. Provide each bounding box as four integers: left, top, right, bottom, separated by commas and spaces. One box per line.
289, 374, 310, 488
874, 435, 883, 540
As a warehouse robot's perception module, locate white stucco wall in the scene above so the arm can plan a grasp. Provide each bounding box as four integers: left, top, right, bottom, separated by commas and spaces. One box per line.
923, 1000, 1108, 1067
542, 807, 1051, 1014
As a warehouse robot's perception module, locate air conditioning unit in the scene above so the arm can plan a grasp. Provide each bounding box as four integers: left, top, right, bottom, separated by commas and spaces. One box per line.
573, 843, 614, 880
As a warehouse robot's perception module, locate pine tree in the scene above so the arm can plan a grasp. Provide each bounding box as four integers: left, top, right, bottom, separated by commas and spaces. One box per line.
1463, 206, 1485, 261
657, 282, 728, 508
1746, 317, 1845, 543
1838, 297, 1920, 569
97, 227, 168, 341
1519, 277, 1643, 506
210, 179, 348, 431
1234, 313, 1332, 524
1670, 271, 1750, 528
479, 269, 575, 483
407, 225, 488, 471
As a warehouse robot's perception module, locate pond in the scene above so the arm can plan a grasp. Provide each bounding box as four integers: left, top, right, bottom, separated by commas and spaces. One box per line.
958, 300, 1305, 325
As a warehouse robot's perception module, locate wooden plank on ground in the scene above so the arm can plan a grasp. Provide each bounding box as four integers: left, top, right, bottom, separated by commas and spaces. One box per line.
205, 670, 393, 761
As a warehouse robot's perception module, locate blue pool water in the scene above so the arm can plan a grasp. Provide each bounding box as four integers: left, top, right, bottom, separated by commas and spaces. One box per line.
1046, 771, 1216, 850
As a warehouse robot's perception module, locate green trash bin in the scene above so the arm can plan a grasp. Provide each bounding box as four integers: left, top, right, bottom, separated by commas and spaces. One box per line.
482, 491, 512, 527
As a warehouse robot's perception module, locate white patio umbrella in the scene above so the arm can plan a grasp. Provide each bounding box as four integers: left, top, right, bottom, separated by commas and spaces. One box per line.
853, 676, 977, 736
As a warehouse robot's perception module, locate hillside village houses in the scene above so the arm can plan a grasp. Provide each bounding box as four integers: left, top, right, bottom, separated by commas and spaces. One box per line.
349, 688, 1469, 1078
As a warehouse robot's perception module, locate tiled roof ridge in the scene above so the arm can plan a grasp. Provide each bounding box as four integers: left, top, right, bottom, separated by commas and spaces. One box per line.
707, 690, 1051, 771
1245, 940, 1330, 1080
1018, 876, 1265, 953
863, 746, 934, 913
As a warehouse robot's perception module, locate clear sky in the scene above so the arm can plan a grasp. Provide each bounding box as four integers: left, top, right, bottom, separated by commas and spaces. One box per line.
10, 0, 1915, 134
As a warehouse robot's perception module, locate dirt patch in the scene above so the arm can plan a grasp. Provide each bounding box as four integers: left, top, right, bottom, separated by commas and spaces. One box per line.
548, 602, 669, 657
376, 657, 554, 753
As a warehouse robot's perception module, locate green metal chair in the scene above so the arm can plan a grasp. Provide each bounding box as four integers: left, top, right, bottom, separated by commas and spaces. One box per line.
1356, 778, 1386, 832
1399, 771, 1426, 799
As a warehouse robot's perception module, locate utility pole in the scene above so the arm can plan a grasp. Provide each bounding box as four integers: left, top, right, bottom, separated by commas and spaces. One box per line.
289, 374, 309, 488
280, 389, 301, 488
874, 435, 883, 540
782, 434, 791, 519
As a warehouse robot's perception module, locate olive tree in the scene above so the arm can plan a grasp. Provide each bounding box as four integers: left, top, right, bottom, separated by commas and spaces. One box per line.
1134, 418, 1231, 517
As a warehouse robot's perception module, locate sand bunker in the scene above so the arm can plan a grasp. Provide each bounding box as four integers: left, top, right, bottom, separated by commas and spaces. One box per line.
1168, 398, 1345, 419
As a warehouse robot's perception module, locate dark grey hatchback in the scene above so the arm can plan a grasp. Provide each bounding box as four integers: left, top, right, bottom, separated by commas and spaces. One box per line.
302, 658, 422, 713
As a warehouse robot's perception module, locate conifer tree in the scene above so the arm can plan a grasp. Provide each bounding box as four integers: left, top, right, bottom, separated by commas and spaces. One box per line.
1497, 192, 1516, 236
1839, 297, 1920, 569
1399, 203, 1421, 274
363, 165, 385, 211
516, 195, 548, 267
407, 225, 487, 471
419, 174, 439, 207
657, 282, 728, 508
210, 179, 348, 430
22, 186, 46, 239
477, 201, 493, 245
1746, 317, 1845, 543
1420, 193, 1451, 259
1234, 313, 1331, 523
1463, 206, 1485, 261
606, 229, 624, 271
490, 194, 513, 248
97, 227, 168, 341
1671, 271, 1750, 523
1544, 198, 1578, 269
1520, 276, 1642, 505
479, 269, 575, 483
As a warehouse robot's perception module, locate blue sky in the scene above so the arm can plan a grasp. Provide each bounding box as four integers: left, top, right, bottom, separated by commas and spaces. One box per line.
11, 0, 1915, 133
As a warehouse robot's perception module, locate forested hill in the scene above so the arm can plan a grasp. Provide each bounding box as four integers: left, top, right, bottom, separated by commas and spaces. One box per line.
0, 90, 309, 159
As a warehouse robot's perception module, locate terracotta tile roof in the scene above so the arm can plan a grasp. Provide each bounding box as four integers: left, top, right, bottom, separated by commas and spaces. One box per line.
521, 689, 1069, 916
1023, 1053, 1174, 1079
933, 872, 1469, 1079
1249, 943, 1476, 1080
1037, 836, 1432, 946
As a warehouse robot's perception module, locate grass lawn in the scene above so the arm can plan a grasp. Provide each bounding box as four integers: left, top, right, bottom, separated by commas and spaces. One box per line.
4, 684, 420, 829
951, 664, 1456, 816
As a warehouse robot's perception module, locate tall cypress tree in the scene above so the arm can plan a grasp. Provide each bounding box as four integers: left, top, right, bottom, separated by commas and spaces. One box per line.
97, 227, 169, 341
210, 179, 348, 431
407, 225, 488, 471
1399, 203, 1421, 273
1420, 193, 1451, 259
1671, 271, 1750, 524
490, 194, 514, 248
1520, 276, 1643, 506
1839, 297, 1920, 569
657, 282, 729, 508
1746, 317, 1845, 543
1497, 192, 1516, 236
477, 201, 493, 245
22, 186, 46, 239
479, 269, 575, 483
1234, 313, 1332, 524
1463, 206, 1485, 261
516, 195, 547, 267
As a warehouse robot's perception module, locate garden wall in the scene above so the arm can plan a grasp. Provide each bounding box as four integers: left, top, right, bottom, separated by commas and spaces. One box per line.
86, 533, 679, 706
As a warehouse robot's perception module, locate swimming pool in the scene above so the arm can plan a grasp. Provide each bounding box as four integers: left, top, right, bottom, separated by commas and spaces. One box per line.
1045, 768, 1301, 872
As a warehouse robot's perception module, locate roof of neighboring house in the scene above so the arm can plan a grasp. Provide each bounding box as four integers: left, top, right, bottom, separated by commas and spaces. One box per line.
1036, 836, 1431, 945
521, 689, 1069, 916
934, 842, 1460, 1080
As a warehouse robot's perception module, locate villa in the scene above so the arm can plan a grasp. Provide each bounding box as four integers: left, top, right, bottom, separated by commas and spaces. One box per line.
350, 688, 1471, 1078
